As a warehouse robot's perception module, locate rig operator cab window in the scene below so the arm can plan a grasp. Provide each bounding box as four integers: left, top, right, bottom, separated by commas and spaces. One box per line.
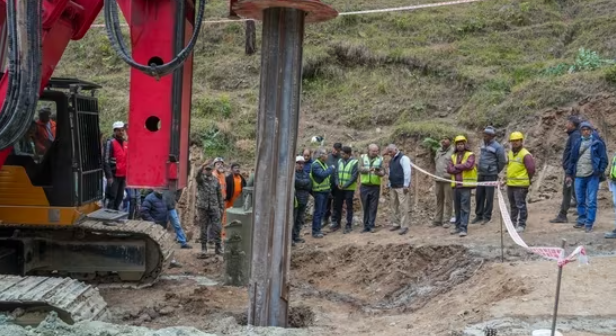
4, 77, 104, 207
12, 102, 58, 163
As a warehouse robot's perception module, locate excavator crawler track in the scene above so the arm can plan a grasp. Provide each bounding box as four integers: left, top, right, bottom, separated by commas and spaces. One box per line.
0, 275, 109, 325
1, 220, 175, 289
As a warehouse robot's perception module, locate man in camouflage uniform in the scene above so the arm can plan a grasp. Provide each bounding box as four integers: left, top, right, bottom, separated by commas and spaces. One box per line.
196, 162, 224, 258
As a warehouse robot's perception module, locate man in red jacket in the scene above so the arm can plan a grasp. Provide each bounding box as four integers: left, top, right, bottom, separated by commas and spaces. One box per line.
103, 121, 128, 210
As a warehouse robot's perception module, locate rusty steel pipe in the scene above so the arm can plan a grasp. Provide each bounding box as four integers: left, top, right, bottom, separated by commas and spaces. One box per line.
248, 7, 305, 327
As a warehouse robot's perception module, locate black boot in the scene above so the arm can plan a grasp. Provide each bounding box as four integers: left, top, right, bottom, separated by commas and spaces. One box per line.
215, 243, 223, 256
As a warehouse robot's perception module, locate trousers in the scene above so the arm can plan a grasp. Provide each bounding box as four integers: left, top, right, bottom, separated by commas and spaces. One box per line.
475, 174, 498, 220
360, 185, 380, 230
507, 187, 529, 227
197, 207, 222, 250
390, 188, 410, 228
434, 181, 453, 223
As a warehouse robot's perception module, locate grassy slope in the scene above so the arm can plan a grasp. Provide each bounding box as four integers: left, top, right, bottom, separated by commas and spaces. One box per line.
55, 0, 616, 163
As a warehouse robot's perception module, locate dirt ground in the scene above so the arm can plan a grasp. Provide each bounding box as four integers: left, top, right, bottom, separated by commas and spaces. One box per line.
95, 193, 616, 336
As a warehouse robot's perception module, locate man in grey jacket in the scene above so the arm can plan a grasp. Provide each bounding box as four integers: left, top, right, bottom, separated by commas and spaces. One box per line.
433, 136, 454, 227
472, 126, 506, 225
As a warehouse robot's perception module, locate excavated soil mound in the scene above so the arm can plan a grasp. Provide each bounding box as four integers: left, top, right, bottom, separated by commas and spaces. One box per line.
291, 243, 482, 312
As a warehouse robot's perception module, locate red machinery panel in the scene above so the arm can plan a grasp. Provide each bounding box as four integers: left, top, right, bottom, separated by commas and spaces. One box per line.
116, 0, 194, 189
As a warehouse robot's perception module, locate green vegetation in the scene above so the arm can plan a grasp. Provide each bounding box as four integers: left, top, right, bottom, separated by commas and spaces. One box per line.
55, 0, 616, 162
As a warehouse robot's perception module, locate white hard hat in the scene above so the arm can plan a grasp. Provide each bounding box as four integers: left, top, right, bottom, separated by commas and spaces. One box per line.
112, 121, 125, 130
295, 156, 305, 163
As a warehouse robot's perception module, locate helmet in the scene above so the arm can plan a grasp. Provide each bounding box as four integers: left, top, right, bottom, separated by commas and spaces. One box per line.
454, 135, 467, 143
509, 131, 524, 141
295, 156, 305, 163
213, 157, 224, 164
112, 121, 125, 130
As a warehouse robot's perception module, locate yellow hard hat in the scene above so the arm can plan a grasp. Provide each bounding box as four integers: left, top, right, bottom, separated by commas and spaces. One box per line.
509, 131, 524, 141
454, 135, 467, 143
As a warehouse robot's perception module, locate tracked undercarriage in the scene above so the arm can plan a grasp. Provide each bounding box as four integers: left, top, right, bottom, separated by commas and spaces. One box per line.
0, 213, 174, 324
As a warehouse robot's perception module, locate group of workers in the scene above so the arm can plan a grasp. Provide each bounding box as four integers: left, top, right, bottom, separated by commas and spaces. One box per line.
101, 114, 616, 260
296, 116, 616, 240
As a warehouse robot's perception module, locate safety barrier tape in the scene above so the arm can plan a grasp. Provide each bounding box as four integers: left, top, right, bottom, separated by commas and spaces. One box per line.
89, 0, 490, 28
409, 161, 589, 267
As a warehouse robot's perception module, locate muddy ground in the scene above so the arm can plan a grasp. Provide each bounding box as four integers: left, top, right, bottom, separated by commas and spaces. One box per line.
74, 193, 615, 336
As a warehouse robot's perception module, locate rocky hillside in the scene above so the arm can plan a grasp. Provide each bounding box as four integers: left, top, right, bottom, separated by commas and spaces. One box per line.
54, 0, 616, 204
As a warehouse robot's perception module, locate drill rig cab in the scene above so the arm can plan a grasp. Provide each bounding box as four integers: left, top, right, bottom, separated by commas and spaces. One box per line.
0, 77, 173, 324
1, 76, 104, 219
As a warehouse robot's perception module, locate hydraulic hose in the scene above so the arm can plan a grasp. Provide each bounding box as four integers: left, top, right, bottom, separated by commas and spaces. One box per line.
103, 0, 206, 78
0, 0, 43, 150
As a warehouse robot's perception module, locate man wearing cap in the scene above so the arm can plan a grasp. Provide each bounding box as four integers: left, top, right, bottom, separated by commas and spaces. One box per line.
324, 142, 343, 228
550, 116, 582, 223
566, 121, 608, 233
103, 121, 128, 210
432, 135, 455, 228
212, 157, 227, 235
504, 132, 536, 233
472, 126, 506, 225
293, 156, 312, 244
383, 144, 412, 235
332, 146, 359, 234
310, 148, 336, 238
34, 107, 56, 155
196, 161, 225, 256
447, 135, 477, 237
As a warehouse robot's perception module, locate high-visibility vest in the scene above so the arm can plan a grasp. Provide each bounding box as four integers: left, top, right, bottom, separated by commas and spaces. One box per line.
294, 196, 298, 208
450, 151, 477, 188
610, 155, 616, 180
507, 148, 531, 187
310, 160, 330, 192
338, 158, 358, 190
360, 154, 383, 186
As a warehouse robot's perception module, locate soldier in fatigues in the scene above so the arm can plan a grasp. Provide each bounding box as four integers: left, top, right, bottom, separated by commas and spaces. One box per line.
196, 162, 224, 258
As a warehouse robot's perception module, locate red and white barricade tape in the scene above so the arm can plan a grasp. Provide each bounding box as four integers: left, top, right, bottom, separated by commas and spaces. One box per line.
409, 162, 589, 267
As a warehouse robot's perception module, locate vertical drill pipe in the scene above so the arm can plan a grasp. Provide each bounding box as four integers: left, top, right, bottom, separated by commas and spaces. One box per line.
248, 7, 305, 327
550, 239, 567, 336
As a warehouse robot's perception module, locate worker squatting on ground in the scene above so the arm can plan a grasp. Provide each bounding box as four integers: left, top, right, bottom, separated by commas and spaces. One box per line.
472, 126, 506, 226
331, 146, 358, 234
447, 136, 477, 237
103, 121, 129, 210
310, 148, 336, 238
293, 156, 311, 245
383, 144, 412, 236
432, 136, 455, 228
359, 144, 385, 233
566, 121, 608, 233
196, 162, 225, 257
504, 132, 536, 233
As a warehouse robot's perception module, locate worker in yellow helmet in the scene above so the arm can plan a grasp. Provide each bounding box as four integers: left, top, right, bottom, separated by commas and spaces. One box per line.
504, 132, 536, 233
446, 135, 477, 237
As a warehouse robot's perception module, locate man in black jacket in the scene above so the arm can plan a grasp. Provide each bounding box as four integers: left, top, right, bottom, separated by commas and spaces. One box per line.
551, 116, 581, 223
293, 156, 312, 245
324, 142, 342, 228
224, 163, 247, 209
